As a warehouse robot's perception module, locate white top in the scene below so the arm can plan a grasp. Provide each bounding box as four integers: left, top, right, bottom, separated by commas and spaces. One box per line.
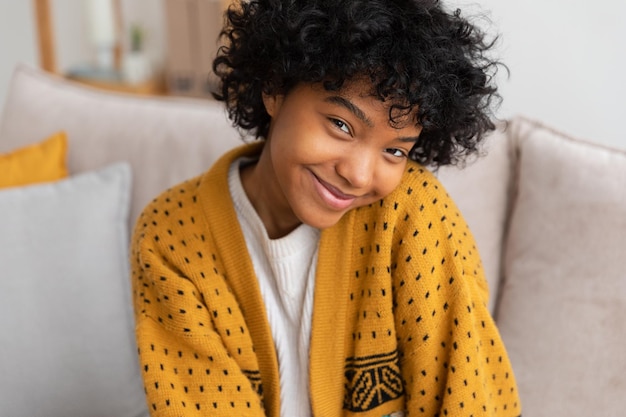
229, 158, 320, 417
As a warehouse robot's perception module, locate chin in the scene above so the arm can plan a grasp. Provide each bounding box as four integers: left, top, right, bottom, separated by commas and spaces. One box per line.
299, 211, 346, 231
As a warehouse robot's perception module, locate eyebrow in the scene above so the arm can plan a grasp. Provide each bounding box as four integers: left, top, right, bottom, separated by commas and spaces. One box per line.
324, 95, 422, 143
324, 96, 374, 127
396, 136, 420, 144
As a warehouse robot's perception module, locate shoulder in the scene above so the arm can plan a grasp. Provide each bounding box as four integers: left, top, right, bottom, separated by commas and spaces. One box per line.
134, 142, 262, 238
131, 175, 206, 263
391, 161, 451, 211
390, 162, 489, 303
348, 160, 486, 292
132, 142, 263, 259
385, 161, 479, 262
134, 175, 204, 233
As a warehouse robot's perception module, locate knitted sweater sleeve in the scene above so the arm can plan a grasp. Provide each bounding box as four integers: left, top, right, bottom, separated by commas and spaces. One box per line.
130, 186, 266, 417
390, 168, 521, 417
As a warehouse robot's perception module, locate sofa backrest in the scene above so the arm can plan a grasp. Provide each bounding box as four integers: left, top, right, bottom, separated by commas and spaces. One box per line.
0, 64, 516, 313
0, 64, 244, 226
4, 65, 626, 417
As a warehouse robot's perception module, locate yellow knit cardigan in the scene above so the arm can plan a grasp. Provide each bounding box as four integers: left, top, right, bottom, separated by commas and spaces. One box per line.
131, 143, 521, 417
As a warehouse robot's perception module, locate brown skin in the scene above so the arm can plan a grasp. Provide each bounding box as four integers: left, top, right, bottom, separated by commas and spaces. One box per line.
241, 80, 422, 239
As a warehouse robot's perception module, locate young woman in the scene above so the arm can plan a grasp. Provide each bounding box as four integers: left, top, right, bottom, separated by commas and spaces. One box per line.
131, 1, 521, 416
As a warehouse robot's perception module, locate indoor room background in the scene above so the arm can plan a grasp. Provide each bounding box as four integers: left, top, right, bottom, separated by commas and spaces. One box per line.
0, 0, 624, 150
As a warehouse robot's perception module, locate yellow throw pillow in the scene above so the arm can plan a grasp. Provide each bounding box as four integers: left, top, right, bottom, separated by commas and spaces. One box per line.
0, 132, 69, 188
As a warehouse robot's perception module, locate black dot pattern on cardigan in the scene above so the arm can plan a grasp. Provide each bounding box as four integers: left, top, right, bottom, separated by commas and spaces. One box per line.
130, 148, 521, 417
131, 177, 266, 416
341, 165, 520, 416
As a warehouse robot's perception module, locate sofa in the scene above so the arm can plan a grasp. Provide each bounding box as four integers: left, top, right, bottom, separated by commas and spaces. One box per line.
0, 64, 624, 417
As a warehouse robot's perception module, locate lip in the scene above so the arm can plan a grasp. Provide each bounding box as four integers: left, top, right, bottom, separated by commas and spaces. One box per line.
311, 171, 357, 210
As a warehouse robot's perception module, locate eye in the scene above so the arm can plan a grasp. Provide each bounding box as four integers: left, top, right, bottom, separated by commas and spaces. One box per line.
385, 148, 408, 159
330, 118, 351, 135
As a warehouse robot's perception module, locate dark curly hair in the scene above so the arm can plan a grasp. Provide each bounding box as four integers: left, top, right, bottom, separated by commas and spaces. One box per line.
213, 0, 503, 167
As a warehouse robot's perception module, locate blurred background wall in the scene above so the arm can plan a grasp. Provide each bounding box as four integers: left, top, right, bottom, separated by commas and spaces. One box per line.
1, 0, 624, 149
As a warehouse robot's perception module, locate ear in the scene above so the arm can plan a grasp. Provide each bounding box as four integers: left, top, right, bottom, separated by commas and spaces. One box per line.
262, 93, 284, 118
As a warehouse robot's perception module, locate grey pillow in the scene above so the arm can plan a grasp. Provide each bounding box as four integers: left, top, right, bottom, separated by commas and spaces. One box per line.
0, 163, 149, 417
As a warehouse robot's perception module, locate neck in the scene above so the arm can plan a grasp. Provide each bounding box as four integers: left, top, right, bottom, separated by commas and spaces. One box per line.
240, 148, 302, 239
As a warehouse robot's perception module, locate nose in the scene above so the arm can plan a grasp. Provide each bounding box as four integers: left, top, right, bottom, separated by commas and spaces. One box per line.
335, 150, 376, 190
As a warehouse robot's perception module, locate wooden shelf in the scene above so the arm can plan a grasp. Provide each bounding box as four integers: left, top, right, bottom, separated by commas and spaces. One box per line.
33, 0, 56, 73
33, 0, 230, 98
33, 0, 166, 97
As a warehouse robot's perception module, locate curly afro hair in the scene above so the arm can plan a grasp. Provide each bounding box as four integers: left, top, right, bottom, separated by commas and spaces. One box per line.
213, 0, 503, 167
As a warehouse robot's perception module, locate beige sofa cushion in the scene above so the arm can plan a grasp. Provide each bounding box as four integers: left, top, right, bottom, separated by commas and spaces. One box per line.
497, 118, 626, 416
0, 64, 243, 225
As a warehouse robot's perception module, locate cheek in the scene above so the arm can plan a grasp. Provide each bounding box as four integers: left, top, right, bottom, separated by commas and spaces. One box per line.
273, 134, 335, 170
268, 137, 309, 192
377, 167, 407, 198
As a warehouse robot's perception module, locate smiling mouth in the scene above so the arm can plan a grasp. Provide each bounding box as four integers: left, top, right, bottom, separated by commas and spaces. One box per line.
311, 172, 357, 210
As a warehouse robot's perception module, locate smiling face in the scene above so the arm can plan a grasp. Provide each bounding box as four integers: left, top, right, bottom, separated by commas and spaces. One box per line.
240, 80, 422, 238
